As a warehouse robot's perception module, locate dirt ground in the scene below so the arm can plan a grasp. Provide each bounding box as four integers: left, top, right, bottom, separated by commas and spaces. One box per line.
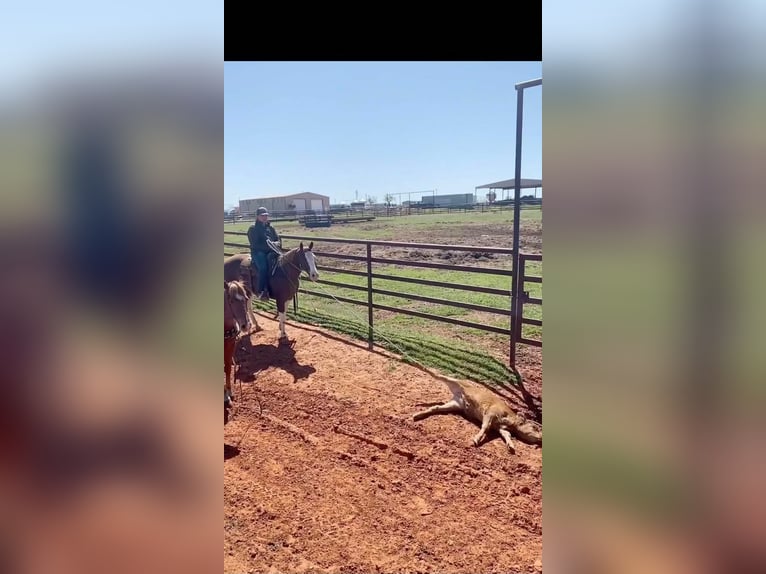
339, 219, 542, 255
302, 218, 541, 264
224, 314, 542, 574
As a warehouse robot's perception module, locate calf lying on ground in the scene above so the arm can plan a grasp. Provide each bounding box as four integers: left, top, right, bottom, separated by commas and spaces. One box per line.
412, 374, 541, 453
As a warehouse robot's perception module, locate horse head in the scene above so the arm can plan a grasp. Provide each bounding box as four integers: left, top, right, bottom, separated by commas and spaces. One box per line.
225, 280, 251, 332
297, 241, 319, 282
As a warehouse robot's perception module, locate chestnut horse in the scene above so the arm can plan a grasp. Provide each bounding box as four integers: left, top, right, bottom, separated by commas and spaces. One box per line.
224, 280, 250, 424
224, 253, 261, 333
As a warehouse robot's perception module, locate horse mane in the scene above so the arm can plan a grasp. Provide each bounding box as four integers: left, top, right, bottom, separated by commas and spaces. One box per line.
226, 279, 247, 297
271, 246, 306, 283
275, 246, 302, 266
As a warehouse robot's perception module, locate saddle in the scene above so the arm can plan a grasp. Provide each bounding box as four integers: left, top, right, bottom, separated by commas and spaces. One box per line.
248, 240, 284, 298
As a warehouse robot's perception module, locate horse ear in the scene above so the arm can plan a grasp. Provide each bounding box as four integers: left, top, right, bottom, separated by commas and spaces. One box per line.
308, 241, 313, 251
299, 242, 304, 251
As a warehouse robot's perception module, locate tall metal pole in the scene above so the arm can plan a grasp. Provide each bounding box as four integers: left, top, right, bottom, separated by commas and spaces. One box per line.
367, 243, 374, 350
509, 86, 525, 368
508, 78, 541, 368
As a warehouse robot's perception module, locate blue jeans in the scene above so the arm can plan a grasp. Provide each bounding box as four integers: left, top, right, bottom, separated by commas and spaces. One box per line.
253, 251, 269, 293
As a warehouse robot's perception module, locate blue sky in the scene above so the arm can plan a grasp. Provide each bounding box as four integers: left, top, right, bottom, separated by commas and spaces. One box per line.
1, 0, 222, 96
225, 62, 541, 208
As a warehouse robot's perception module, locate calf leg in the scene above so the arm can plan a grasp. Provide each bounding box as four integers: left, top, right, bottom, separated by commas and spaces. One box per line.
498, 428, 516, 453
412, 399, 461, 421
472, 415, 493, 447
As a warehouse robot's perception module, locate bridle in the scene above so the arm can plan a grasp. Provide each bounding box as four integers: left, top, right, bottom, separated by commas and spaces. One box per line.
274, 248, 311, 292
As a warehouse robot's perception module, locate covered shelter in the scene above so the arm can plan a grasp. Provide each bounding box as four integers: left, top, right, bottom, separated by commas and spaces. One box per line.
475, 178, 542, 202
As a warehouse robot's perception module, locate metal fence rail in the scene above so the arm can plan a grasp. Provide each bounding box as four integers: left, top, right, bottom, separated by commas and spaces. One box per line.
517, 253, 542, 348
223, 232, 542, 364
224, 201, 542, 224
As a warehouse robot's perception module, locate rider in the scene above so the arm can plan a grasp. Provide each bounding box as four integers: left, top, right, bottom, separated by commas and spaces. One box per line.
247, 207, 281, 301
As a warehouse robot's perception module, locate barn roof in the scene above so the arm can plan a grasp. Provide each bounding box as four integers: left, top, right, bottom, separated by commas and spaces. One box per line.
240, 192, 329, 201
475, 178, 542, 190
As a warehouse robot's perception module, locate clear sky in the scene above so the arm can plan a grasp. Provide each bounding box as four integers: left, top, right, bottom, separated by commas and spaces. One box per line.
1, 0, 222, 97
225, 62, 542, 208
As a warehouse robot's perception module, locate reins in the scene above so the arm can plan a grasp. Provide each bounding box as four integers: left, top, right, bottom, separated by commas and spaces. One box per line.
272, 248, 309, 295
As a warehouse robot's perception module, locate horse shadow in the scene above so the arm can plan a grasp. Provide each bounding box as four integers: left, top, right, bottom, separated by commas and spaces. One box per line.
234, 337, 316, 384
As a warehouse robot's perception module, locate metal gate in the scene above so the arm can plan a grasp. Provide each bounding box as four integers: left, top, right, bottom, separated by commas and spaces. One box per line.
508, 77, 542, 368
515, 253, 542, 351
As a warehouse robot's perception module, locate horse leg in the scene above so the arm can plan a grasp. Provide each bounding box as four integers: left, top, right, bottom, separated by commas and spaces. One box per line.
277, 299, 288, 340
246, 297, 261, 333
246, 266, 264, 333
224, 337, 236, 399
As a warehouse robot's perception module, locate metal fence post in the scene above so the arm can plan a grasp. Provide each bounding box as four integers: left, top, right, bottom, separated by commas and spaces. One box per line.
509, 77, 541, 369
510, 87, 524, 369
367, 243, 373, 350
517, 255, 527, 343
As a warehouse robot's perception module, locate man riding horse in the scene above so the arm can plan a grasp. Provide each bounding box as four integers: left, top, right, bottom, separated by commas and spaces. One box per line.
247, 207, 282, 301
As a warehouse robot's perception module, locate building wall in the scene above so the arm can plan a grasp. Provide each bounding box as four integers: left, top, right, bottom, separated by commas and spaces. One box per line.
239, 192, 330, 215
421, 193, 474, 207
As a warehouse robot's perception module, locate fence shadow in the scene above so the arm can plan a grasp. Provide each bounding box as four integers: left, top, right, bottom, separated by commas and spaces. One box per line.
273, 307, 538, 413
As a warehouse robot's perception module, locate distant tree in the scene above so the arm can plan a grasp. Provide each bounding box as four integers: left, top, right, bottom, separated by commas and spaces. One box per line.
486, 191, 496, 204
366, 196, 377, 206
384, 193, 395, 206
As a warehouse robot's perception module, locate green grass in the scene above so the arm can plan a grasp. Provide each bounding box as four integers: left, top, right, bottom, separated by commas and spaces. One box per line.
251, 300, 520, 390
224, 207, 541, 239
303, 265, 541, 337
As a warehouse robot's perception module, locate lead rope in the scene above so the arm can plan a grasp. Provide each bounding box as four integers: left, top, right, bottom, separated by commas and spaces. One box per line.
294, 279, 431, 373
229, 250, 311, 450
225, 285, 264, 434
279, 251, 526, 392
249, 248, 525, 390
301, 279, 534, 412
274, 250, 446, 374
228, 249, 299, 447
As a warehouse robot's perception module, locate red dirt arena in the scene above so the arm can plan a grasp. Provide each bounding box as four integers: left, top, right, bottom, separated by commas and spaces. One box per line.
224, 314, 542, 574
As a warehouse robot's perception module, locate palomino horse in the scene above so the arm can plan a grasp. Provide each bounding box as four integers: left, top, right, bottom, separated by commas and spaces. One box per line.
225, 243, 319, 342
225, 280, 250, 424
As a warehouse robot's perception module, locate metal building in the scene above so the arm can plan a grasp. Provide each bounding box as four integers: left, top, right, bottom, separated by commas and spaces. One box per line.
239, 192, 330, 216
